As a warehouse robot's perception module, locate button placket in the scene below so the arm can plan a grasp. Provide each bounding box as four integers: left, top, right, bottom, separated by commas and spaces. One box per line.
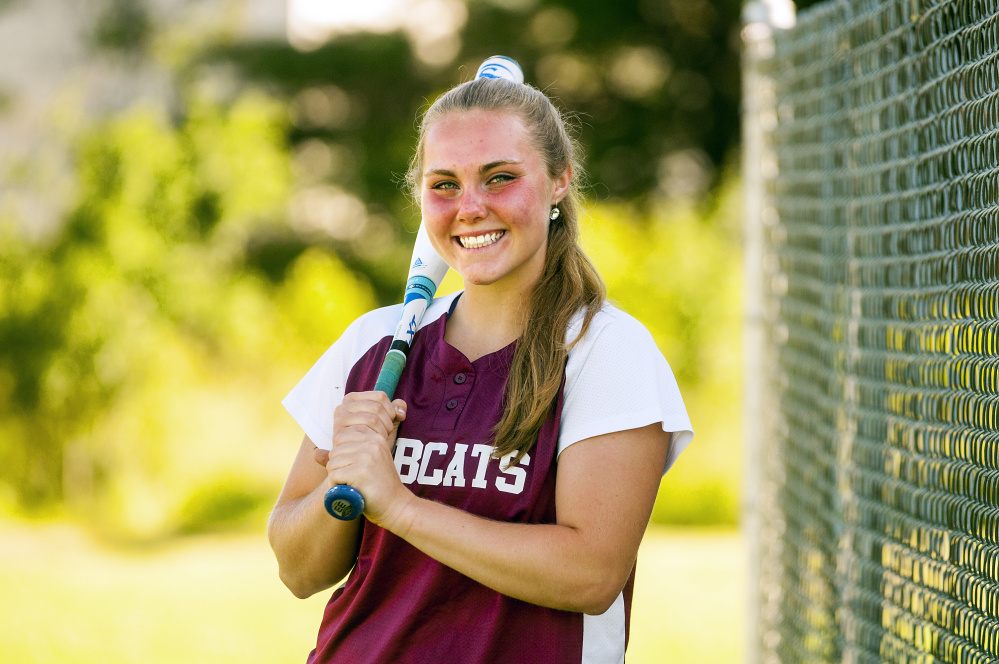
433, 370, 475, 429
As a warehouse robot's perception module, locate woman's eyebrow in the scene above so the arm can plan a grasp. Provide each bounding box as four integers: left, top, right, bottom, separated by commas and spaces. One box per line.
424, 160, 522, 178
480, 160, 522, 172
425, 168, 457, 178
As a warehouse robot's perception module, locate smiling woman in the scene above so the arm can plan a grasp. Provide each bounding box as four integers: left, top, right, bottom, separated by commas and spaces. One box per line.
268, 64, 695, 664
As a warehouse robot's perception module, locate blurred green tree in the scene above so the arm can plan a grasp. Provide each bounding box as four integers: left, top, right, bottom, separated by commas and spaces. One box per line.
197, 0, 747, 299
0, 93, 291, 510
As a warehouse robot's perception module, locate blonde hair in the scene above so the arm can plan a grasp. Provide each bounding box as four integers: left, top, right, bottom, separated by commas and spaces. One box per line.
406, 77, 606, 462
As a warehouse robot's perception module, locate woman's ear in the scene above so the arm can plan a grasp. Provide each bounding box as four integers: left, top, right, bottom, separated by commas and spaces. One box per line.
551, 164, 572, 205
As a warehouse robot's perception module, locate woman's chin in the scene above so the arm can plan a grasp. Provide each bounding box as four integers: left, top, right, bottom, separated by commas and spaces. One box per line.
459, 273, 498, 288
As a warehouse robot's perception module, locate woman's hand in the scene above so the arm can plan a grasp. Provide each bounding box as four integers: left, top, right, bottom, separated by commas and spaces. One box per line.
315, 391, 413, 528
269, 395, 407, 599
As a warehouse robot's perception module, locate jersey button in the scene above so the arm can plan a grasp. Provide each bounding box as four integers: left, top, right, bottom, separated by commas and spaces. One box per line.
453, 373, 467, 384
446, 399, 459, 410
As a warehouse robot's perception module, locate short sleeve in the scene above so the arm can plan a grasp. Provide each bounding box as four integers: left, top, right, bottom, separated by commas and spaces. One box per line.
282, 337, 351, 451
281, 294, 460, 451
281, 305, 398, 451
558, 306, 694, 474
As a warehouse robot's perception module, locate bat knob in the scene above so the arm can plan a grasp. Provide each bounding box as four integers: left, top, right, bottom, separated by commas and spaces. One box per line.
324, 485, 365, 520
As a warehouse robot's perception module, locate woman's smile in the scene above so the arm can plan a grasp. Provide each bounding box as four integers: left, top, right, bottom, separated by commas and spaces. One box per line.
456, 230, 506, 249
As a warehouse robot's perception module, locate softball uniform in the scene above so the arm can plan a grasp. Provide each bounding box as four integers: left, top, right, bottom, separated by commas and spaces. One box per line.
284, 291, 693, 664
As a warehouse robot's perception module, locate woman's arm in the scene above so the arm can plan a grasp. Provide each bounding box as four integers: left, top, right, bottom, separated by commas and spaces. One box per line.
267, 435, 363, 599
330, 392, 671, 615
385, 423, 669, 614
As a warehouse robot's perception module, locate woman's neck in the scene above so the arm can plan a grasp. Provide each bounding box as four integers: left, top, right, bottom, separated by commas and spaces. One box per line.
444, 285, 529, 362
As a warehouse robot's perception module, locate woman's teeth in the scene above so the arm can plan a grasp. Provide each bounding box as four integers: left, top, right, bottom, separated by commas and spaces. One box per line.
459, 231, 504, 249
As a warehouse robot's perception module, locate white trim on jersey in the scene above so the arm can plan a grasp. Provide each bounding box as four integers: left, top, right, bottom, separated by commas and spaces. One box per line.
582, 592, 626, 664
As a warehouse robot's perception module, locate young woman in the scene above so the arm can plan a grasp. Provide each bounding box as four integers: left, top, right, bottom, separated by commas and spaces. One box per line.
269, 74, 693, 664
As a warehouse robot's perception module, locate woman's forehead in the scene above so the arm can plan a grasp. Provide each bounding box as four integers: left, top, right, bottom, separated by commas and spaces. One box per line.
423, 109, 537, 165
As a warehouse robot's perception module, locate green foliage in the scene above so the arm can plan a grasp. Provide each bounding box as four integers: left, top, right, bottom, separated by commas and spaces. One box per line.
90, 0, 153, 54
174, 476, 272, 535
583, 180, 744, 525
0, 90, 378, 536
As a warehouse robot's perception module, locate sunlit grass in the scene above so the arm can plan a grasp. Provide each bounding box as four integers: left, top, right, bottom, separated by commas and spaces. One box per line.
0, 522, 744, 663
629, 527, 746, 663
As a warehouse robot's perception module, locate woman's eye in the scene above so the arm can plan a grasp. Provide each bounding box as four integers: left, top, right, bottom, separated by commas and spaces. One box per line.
431, 181, 459, 191
488, 173, 515, 185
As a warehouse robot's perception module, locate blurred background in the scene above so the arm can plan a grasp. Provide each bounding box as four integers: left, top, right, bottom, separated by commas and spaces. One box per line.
0, 0, 816, 661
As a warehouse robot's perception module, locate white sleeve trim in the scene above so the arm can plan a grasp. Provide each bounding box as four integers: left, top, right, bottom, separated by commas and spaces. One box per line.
282, 391, 334, 451
558, 304, 694, 474
581, 591, 626, 664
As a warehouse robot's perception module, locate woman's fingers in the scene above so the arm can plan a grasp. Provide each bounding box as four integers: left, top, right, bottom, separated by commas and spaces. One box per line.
326, 440, 382, 472
335, 391, 403, 437
322, 393, 411, 521
334, 408, 393, 437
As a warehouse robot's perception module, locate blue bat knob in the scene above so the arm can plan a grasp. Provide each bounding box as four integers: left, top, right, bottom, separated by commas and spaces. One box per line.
324, 484, 365, 520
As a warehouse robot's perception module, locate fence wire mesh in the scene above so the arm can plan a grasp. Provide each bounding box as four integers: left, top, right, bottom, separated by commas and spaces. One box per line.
746, 0, 999, 662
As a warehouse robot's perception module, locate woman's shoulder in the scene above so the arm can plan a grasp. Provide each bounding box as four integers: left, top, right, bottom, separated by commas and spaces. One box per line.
567, 301, 657, 353
564, 301, 665, 393
558, 301, 692, 465
340, 291, 460, 344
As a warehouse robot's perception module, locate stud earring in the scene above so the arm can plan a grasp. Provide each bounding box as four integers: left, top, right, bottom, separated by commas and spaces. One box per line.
549, 206, 560, 221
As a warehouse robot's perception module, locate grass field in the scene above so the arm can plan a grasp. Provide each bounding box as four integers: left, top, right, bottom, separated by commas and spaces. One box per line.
0, 522, 745, 663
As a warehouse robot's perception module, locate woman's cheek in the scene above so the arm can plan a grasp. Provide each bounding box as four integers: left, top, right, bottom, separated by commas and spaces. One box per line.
492, 183, 547, 224
421, 196, 457, 249
421, 191, 457, 218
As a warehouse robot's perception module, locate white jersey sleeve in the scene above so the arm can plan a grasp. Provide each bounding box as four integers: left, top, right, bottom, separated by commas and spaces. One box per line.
559, 303, 694, 474
280, 294, 460, 451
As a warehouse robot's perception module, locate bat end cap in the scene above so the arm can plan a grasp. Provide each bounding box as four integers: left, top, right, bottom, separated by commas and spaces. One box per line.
324, 485, 365, 520
475, 56, 525, 84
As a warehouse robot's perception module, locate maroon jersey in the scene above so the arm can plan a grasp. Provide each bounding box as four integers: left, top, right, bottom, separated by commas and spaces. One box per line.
283, 292, 693, 664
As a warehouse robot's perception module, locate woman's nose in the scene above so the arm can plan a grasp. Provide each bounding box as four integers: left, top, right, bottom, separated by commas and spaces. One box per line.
457, 188, 487, 223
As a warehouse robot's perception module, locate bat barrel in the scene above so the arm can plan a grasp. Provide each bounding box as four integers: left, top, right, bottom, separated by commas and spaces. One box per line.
475, 56, 525, 84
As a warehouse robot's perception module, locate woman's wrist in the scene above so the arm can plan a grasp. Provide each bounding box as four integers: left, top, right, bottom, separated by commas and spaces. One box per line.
373, 489, 420, 540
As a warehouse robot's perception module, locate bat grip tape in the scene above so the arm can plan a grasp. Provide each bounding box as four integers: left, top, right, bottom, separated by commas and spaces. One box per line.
373, 349, 407, 399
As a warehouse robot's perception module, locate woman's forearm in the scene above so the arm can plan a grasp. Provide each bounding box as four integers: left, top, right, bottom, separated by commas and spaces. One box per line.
268, 482, 361, 598
381, 496, 633, 615
268, 439, 363, 599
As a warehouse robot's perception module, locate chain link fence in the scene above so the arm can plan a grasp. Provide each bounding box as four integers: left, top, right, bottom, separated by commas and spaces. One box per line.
744, 0, 999, 661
